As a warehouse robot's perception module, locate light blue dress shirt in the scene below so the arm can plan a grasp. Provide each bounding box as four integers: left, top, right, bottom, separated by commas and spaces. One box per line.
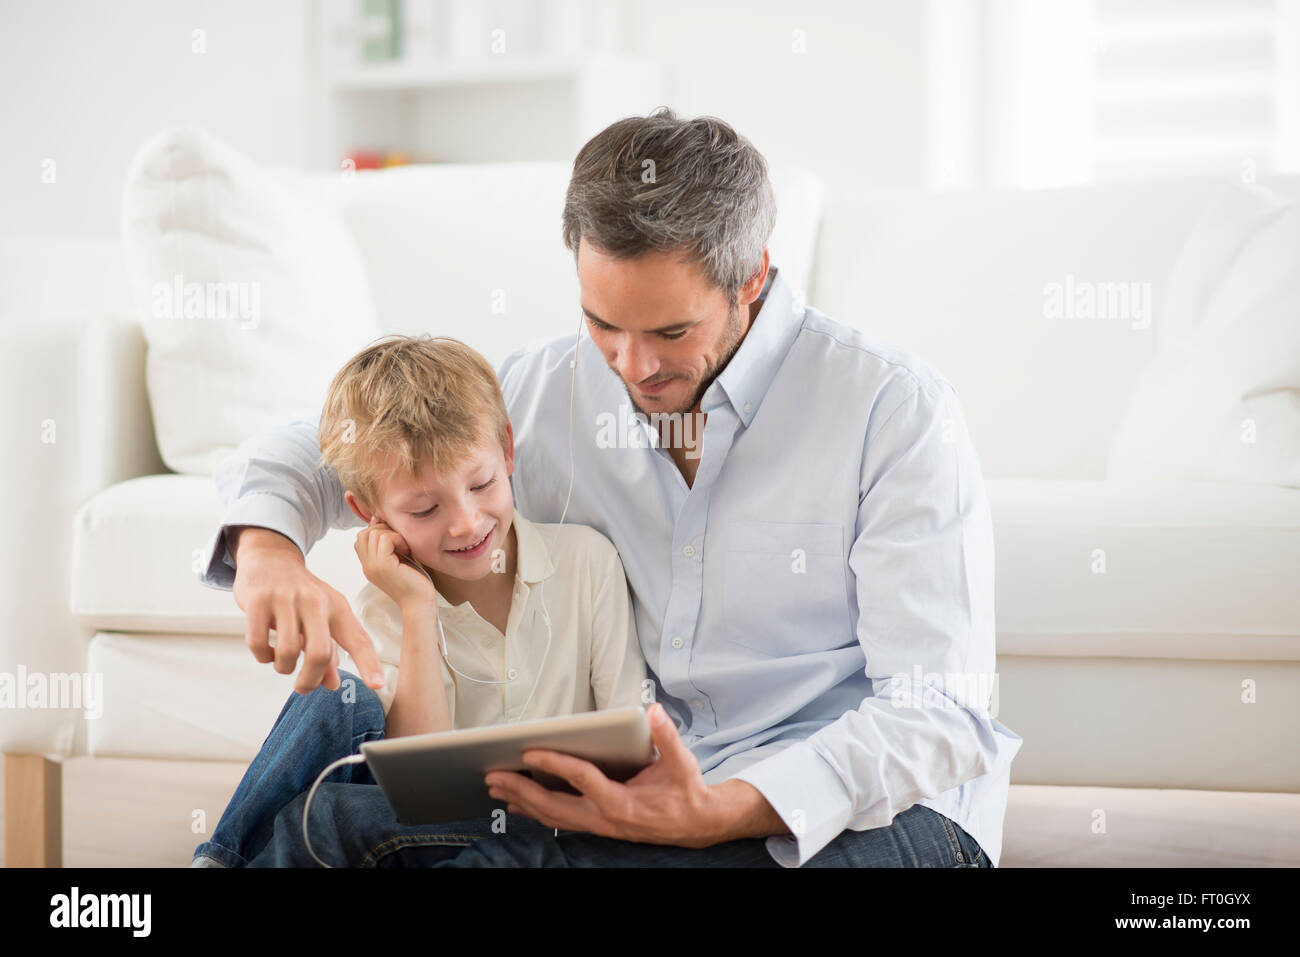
200, 264, 1022, 867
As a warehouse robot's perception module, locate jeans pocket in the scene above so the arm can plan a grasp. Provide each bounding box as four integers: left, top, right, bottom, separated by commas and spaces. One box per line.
724, 521, 850, 656
940, 813, 984, 868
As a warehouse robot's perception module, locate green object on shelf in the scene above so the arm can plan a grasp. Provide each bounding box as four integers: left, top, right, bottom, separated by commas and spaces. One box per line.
361, 0, 401, 62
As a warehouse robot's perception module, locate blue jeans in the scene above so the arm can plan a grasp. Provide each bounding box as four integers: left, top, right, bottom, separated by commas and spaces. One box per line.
193, 670, 386, 867
217, 670, 992, 868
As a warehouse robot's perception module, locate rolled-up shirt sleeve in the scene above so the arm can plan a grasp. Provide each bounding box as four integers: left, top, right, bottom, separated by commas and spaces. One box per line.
197, 413, 361, 590
729, 377, 1008, 867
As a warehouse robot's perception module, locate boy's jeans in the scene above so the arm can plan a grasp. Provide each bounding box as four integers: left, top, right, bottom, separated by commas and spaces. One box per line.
192, 670, 386, 868
196, 669, 992, 868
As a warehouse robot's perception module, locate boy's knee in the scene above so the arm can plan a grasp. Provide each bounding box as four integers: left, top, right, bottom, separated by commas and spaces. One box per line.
281, 670, 382, 728
333, 669, 385, 725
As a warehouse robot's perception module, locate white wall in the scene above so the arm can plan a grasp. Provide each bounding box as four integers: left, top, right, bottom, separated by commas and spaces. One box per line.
632, 0, 930, 197
0, 0, 930, 248
0, 0, 314, 242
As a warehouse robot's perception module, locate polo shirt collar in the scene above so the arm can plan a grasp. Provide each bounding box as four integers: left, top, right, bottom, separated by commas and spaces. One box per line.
510, 507, 557, 585
703, 265, 805, 426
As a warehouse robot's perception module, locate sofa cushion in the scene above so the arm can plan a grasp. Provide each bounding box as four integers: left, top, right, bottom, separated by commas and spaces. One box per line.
988, 478, 1300, 656
121, 126, 383, 476
84, 631, 303, 761
1107, 185, 1300, 488
997, 655, 1300, 792
808, 181, 1209, 480
82, 631, 1300, 796
71, 474, 366, 634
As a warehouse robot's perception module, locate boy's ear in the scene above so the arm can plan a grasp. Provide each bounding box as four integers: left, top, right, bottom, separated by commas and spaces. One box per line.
504, 420, 516, 476
344, 490, 373, 524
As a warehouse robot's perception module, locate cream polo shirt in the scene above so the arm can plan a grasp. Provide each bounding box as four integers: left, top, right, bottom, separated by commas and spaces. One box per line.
337, 509, 649, 728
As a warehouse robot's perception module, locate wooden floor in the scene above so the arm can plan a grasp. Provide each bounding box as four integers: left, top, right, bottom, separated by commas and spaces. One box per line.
3, 757, 1300, 867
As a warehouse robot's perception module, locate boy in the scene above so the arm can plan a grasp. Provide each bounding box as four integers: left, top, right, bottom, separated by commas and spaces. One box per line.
191, 335, 648, 867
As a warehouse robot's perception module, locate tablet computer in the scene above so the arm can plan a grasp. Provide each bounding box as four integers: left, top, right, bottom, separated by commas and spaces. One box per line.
360, 706, 657, 825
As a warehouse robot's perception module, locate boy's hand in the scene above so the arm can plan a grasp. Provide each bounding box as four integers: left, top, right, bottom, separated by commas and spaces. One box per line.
355, 517, 439, 613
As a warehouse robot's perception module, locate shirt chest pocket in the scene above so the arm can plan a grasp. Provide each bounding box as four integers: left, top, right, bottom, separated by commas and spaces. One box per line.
723, 521, 850, 657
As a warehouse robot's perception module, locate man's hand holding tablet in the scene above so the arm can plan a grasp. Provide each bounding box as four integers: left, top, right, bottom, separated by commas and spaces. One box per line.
483, 702, 787, 849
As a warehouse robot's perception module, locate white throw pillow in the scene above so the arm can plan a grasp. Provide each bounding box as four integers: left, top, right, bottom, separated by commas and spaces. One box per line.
122, 126, 381, 476
1106, 184, 1300, 488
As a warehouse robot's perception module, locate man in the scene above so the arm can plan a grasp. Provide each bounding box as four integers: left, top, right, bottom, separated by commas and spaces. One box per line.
201, 107, 1022, 867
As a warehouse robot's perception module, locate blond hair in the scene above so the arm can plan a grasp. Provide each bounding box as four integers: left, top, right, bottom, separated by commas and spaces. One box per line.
318, 335, 510, 512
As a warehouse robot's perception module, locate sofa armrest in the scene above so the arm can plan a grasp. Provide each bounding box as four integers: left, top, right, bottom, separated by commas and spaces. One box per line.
0, 312, 165, 756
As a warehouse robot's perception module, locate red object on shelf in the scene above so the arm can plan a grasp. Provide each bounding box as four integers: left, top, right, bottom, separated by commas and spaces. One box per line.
344, 149, 418, 170
346, 150, 385, 170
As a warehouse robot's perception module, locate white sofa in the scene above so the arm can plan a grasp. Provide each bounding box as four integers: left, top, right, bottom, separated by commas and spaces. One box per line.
4, 146, 1298, 867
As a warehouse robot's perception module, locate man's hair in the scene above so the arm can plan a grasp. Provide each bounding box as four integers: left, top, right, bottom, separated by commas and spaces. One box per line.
317, 335, 510, 513
561, 106, 776, 309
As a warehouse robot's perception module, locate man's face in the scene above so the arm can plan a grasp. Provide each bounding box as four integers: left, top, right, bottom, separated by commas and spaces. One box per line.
578, 243, 759, 417
354, 432, 516, 585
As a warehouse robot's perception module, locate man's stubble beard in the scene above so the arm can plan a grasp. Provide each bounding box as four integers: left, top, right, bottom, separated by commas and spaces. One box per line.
623, 302, 747, 418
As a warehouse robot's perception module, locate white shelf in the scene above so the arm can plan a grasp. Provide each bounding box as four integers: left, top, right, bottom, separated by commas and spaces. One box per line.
311, 1, 660, 168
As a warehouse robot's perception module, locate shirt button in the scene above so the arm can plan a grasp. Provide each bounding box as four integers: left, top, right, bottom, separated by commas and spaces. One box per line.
691, 699, 703, 710
682, 545, 695, 557
743, 402, 753, 414
671, 636, 683, 649
507, 668, 518, 680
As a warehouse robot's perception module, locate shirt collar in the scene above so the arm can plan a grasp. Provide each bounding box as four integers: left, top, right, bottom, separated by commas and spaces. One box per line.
703, 265, 805, 426
510, 507, 557, 585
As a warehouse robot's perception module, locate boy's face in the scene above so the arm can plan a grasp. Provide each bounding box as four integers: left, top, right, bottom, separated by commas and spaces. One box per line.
345, 425, 516, 586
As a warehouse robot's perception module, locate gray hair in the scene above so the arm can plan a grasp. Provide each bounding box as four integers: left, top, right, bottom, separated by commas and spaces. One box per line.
561, 106, 776, 309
